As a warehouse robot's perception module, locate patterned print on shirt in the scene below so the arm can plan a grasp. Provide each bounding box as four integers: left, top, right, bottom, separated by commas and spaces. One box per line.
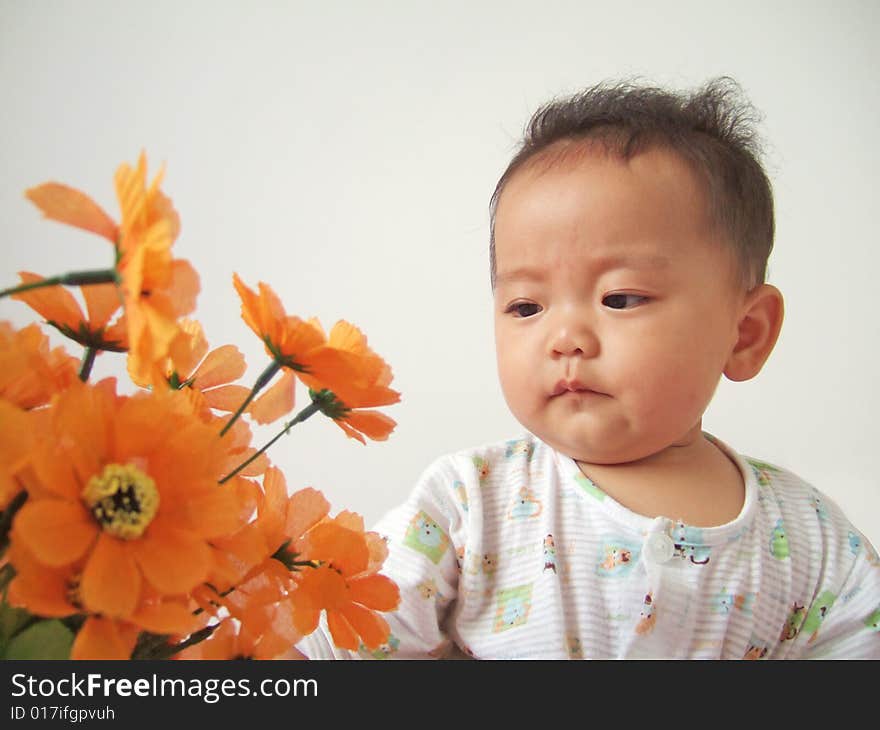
543, 534, 557, 574
865, 607, 880, 632
417, 578, 441, 600
770, 519, 790, 560
848, 531, 862, 556
482, 553, 499, 575
810, 489, 830, 522
453, 480, 468, 513
508, 486, 543, 519
802, 590, 837, 643
504, 438, 534, 461
567, 636, 585, 658
573, 470, 605, 501
403, 510, 451, 564
746, 457, 780, 487
492, 584, 533, 633
473, 456, 490, 485
712, 588, 756, 615
779, 602, 807, 642
743, 643, 769, 660
635, 593, 657, 635
358, 634, 399, 659
671, 521, 711, 565
596, 537, 640, 577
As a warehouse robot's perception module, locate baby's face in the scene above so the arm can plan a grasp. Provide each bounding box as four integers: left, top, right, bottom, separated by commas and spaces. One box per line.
492, 146, 746, 465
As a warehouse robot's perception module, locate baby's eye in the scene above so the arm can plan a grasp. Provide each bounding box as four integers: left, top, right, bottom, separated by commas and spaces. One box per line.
505, 302, 542, 318
602, 293, 648, 310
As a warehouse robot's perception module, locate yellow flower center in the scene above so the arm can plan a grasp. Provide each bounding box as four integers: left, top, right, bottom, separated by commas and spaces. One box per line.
81, 463, 159, 540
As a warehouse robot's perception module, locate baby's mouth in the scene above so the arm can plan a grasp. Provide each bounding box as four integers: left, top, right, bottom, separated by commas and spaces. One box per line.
550, 379, 604, 397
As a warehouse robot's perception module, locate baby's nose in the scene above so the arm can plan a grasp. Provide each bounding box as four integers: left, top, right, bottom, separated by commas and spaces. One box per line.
549, 319, 599, 358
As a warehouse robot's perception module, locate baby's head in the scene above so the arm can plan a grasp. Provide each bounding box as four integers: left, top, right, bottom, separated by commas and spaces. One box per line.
490, 78, 784, 465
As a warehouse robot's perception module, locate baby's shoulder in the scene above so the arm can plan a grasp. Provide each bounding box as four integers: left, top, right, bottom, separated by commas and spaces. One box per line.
739, 452, 874, 560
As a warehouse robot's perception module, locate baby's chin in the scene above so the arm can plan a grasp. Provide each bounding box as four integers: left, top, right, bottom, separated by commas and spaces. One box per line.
531, 427, 675, 467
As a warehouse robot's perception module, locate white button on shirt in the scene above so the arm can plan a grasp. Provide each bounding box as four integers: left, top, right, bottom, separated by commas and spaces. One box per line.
644, 533, 675, 564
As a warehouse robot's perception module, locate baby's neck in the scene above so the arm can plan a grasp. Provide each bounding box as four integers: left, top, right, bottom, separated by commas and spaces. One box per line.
574, 434, 745, 528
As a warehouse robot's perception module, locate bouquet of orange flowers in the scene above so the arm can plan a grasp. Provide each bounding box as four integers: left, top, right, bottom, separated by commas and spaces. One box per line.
0, 153, 401, 660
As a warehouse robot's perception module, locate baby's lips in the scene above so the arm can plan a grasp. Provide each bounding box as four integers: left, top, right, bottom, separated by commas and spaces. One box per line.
551, 378, 601, 396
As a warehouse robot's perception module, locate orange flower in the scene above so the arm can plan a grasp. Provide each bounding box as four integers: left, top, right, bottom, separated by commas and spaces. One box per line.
206, 468, 396, 656
300, 321, 400, 444
155, 319, 249, 411
25, 152, 199, 385
0, 321, 78, 409
9, 380, 255, 635
12, 272, 127, 352
230, 274, 329, 425
208, 468, 330, 606
6, 534, 200, 659
289, 513, 400, 651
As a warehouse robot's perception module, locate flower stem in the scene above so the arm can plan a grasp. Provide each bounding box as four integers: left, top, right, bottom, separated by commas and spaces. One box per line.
219, 360, 282, 437
132, 623, 220, 660
159, 623, 220, 658
0, 563, 16, 593
218, 400, 321, 484
0, 268, 119, 298
79, 346, 97, 382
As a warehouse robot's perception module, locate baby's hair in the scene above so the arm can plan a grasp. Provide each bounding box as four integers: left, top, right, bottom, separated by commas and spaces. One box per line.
489, 77, 774, 291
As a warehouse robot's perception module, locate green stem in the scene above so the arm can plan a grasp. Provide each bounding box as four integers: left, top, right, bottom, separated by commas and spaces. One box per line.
219, 360, 282, 437
0, 269, 119, 298
78, 346, 97, 382
218, 400, 321, 484
0, 489, 28, 559
139, 623, 220, 660
192, 585, 235, 617
0, 563, 16, 593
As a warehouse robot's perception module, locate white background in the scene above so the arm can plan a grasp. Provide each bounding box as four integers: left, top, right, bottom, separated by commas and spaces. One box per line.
1, 1, 877, 545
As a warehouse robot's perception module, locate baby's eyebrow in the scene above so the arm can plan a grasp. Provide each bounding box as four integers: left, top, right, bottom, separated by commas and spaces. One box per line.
592, 253, 671, 271
495, 254, 670, 286
495, 267, 546, 286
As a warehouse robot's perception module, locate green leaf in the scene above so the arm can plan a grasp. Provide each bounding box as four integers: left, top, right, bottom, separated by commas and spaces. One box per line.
3, 619, 74, 660
0, 600, 33, 645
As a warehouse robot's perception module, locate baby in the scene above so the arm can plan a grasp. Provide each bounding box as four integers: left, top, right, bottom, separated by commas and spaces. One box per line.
299, 78, 880, 659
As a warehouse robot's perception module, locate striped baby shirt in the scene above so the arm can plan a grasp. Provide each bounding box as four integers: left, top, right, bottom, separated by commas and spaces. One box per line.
298, 432, 880, 659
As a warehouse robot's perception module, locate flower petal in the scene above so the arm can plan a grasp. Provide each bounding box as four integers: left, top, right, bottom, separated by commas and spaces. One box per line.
25, 183, 118, 243
168, 259, 200, 317
341, 410, 397, 442
185, 486, 253, 538
132, 601, 200, 636
347, 574, 401, 612
80, 533, 141, 618
201, 384, 251, 412
81, 282, 123, 330
339, 602, 390, 650
247, 371, 295, 424
14, 500, 97, 567
300, 523, 369, 577
333, 418, 367, 445
284, 487, 331, 543
12, 272, 85, 330
131, 525, 211, 594
6, 540, 79, 617
70, 617, 139, 660
192, 344, 246, 389
326, 609, 360, 651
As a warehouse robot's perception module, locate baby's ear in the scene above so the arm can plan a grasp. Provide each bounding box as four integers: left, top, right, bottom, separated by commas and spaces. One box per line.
723, 284, 785, 382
